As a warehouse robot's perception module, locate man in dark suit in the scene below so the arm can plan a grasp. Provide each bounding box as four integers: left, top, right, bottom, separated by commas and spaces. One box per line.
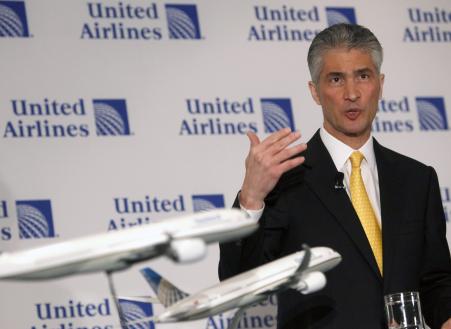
219, 24, 451, 329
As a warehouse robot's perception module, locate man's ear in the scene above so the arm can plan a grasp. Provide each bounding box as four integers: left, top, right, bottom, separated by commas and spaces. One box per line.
378, 74, 385, 99
308, 81, 321, 105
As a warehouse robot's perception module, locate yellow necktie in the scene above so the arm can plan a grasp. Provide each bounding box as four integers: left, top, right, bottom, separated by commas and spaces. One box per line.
349, 151, 383, 275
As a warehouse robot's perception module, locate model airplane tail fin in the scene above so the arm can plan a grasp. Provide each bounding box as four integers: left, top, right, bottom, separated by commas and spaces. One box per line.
140, 267, 190, 308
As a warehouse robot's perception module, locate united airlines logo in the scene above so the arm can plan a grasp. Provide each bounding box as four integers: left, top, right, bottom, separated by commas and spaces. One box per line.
0, 1, 29, 37
416, 97, 448, 131
192, 194, 225, 212
34, 298, 113, 327
325, 7, 357, 26
4, 97, 133, 138
248, 5, 358, 42
15, 200, 56, 239
261, 98, 295, 133
404, 7, 450, 43
109, 193, 227, 230
165, 4, 202, 39
118, 299, 155, 329
93, 99, 131, 136
180, 96, 298, 136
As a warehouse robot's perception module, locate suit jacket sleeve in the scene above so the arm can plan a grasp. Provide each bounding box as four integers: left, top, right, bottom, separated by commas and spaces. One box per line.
218, 188, 293, 281
420, 167, 451, 329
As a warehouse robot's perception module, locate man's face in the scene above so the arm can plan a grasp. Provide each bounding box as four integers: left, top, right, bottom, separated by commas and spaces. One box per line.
309, 48, 384, 147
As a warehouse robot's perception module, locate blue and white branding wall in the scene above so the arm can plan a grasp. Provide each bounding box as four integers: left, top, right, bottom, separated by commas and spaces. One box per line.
0, 0, 450, 328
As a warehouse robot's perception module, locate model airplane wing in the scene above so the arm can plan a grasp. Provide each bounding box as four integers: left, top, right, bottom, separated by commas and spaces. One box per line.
0, 208, 256, 280
246, 244, 324, 297
117, 296, 160, 304
0, 231, 169, 280
121, 246, 341, 329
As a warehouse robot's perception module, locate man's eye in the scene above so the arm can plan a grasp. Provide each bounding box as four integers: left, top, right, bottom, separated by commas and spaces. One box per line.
330, 77, 341, 83
360, 73, 369, 80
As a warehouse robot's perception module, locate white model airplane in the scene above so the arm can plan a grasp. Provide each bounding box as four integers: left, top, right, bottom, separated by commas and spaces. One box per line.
0, 208, 256, 280
123, 245, 341, 329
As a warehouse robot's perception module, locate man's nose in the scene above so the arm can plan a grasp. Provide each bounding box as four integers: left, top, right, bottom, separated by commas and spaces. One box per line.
344, 80, 360, 101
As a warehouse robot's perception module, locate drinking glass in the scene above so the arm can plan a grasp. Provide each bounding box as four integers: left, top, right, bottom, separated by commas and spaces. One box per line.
384, 291, 425, 329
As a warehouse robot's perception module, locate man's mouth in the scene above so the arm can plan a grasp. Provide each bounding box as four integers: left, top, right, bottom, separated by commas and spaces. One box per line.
345, 109, 361, 120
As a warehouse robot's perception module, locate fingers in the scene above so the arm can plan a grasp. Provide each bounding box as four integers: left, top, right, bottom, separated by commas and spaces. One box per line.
246, 131, 260, 147
251, 128, 301, 153
266, 130, 301, 156
240, 128, 306, 208
278, 155, 306, 174
261, 128, 292, 147
273, 142, 307, 164
246, 128, 304, 165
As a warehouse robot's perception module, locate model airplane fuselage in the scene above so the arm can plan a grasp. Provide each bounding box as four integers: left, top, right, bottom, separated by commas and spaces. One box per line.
0, 209, 256, 280
138, 246, 341, 324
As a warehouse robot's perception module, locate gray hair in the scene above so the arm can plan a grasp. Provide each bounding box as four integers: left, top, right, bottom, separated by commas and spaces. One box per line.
307, 24, 383, 84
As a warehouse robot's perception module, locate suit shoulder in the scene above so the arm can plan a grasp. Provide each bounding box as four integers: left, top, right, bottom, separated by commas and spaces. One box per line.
377, 143, 432, 174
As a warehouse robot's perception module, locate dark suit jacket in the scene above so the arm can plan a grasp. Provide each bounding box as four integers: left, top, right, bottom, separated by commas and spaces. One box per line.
219, 130, 451, 329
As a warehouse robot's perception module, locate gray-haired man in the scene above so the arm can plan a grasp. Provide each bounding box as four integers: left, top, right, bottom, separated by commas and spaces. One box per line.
219, 24, 451, 329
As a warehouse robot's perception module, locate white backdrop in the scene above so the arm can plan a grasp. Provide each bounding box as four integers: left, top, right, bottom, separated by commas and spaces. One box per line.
0, 0, 450, 328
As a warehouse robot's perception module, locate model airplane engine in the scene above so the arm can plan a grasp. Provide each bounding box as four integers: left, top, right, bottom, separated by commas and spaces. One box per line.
167, 239, 207, 263
294, 271, 327, 295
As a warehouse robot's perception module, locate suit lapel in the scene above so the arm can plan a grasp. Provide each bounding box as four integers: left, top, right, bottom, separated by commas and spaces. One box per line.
373, 139, 404, 288
303, 131, 382, 281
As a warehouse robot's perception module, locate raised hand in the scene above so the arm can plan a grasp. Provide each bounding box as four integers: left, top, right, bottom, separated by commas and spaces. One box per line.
239, 128, 307, 210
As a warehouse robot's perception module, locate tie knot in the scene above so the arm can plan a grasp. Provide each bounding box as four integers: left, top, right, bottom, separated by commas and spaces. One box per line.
350, 151, 364, 168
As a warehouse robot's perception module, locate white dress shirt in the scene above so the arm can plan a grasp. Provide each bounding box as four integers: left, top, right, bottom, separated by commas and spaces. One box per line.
320, 128, 381, 226
241, 128, 382, 226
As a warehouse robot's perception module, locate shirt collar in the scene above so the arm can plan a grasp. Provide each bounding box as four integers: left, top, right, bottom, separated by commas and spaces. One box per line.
319, 127, 376, 171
